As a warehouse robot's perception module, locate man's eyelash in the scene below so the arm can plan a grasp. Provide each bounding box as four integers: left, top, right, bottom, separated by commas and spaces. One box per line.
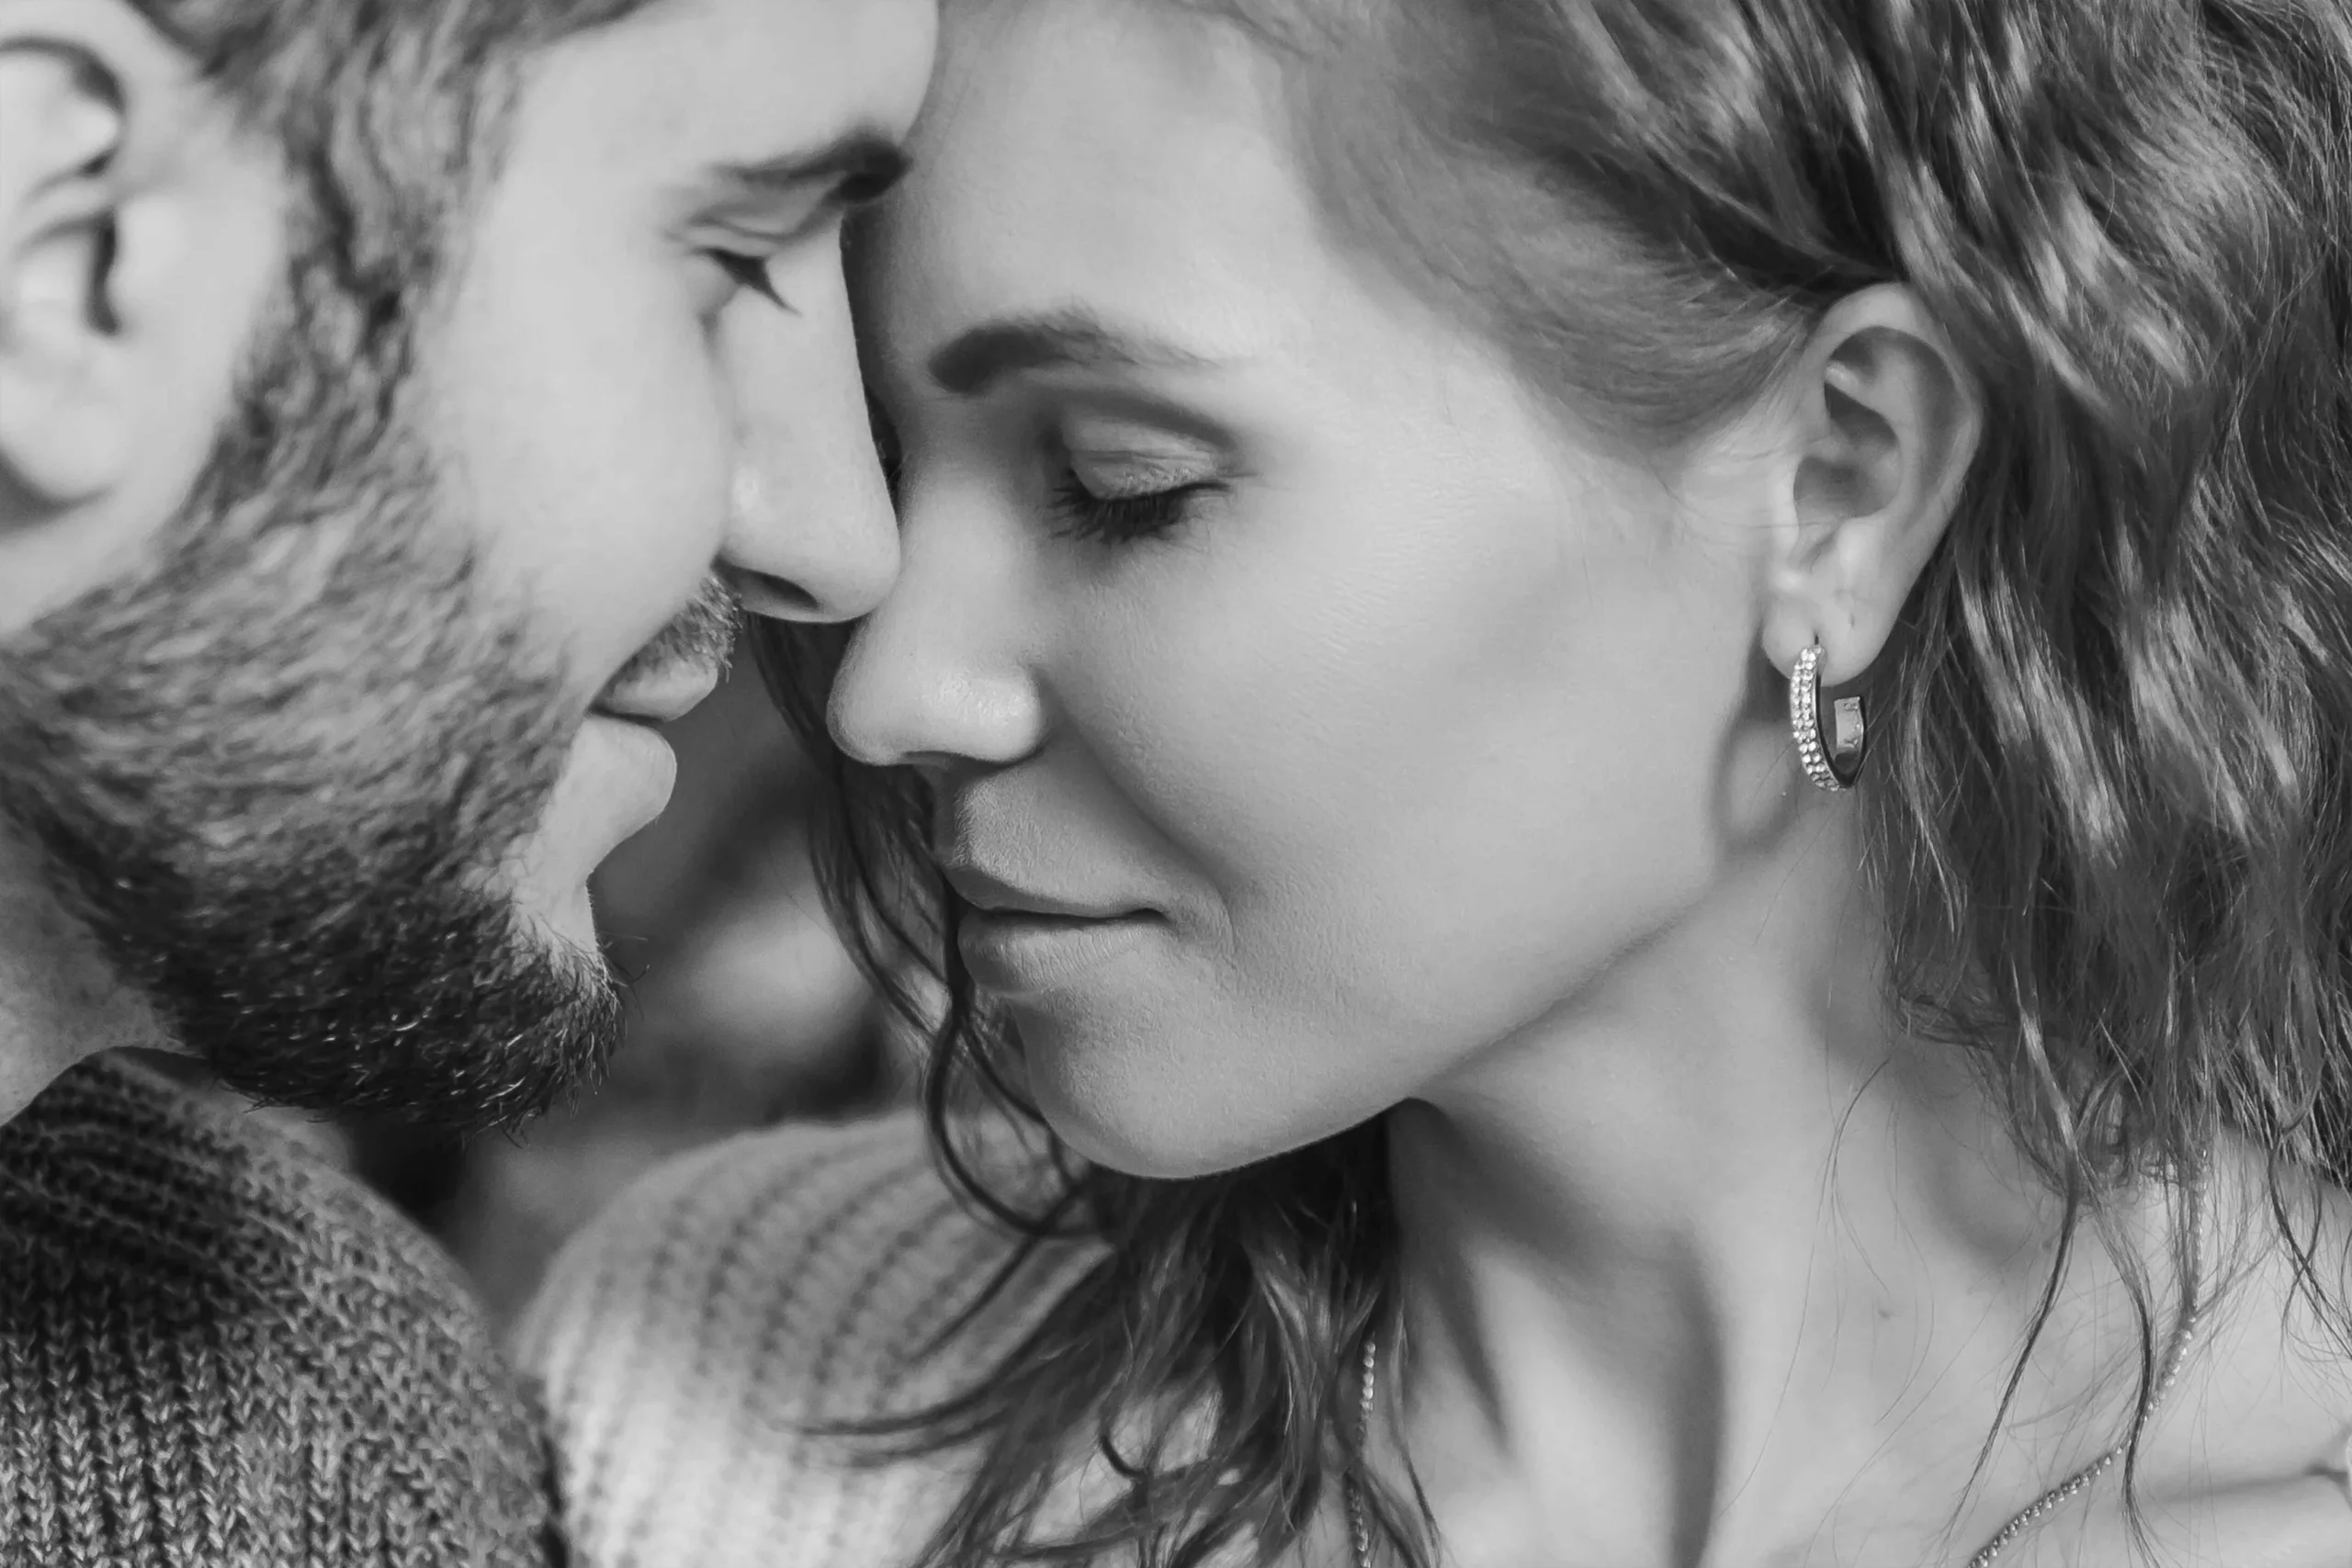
709, 251, 794, 312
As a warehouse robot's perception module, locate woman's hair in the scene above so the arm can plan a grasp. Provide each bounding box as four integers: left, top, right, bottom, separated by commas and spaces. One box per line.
760, 1, 2352, 1562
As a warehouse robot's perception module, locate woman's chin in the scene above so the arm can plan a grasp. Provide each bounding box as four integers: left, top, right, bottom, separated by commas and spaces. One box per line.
1029, 1079, 1238, 1182
1022, 1033, 1340, 1182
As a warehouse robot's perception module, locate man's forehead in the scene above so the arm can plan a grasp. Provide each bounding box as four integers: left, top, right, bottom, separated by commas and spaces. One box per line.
527, 0, 934, 187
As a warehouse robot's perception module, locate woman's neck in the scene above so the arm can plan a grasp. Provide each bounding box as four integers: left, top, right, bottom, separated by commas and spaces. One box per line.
1383, 827, 2173, 1567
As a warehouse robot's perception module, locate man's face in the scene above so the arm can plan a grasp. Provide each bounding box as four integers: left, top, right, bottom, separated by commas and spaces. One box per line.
0, 0, 934, 1130
425, 0, 934, 944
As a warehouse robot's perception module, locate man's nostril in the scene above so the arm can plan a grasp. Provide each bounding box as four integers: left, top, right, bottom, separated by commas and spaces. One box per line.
732, 571, 822, 621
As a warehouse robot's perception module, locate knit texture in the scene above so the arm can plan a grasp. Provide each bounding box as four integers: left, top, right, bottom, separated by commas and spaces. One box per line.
519, 1111, 1103, 1568
0, 1055, 564, 1568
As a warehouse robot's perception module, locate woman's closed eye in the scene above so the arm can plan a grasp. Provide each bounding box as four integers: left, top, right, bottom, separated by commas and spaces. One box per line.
1046, 449, 1222, 547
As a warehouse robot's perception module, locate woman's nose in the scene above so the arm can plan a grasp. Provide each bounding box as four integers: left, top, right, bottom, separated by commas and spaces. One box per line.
826, 500, 1046, 773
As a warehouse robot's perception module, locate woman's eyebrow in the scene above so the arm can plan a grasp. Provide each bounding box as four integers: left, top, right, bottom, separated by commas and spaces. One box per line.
926, 310, 1216, 398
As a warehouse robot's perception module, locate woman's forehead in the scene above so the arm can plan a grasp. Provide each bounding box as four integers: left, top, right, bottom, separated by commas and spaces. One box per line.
862, 0, 1317, 363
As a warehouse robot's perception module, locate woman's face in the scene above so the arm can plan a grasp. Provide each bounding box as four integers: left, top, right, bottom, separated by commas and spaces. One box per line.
841, 0, 1795, 1177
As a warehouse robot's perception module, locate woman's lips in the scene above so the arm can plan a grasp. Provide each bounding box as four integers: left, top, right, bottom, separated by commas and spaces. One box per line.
956, 908, 1160, 997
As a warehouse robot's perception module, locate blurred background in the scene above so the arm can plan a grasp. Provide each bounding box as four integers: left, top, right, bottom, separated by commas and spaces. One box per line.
337, 628, 900, 1324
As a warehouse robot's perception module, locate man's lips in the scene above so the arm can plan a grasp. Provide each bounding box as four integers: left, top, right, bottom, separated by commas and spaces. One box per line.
594, 664, 723, 727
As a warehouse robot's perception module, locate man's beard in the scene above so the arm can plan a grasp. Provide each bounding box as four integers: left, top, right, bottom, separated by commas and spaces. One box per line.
0, 288, 641, 1135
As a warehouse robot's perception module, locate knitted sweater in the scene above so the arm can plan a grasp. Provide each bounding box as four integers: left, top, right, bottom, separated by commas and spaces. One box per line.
0, 1055, 563, 1568
519, 1112, 1102, 1568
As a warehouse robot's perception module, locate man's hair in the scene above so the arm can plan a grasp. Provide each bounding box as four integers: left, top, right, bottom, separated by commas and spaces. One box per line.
125, 0, 656, 441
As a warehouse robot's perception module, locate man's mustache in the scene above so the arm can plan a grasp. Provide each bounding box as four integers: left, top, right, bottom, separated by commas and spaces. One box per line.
607, 574, 745, 694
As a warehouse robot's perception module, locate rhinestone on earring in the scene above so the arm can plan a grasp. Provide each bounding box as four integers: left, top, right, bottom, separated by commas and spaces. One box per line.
1790, 643, 1867, 791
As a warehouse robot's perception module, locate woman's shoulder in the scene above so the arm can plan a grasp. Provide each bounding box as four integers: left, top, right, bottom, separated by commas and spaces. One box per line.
518, 1108, 1102, 1568
2196, 1142, 2352, 1438
2122, 1145, 2352, 1565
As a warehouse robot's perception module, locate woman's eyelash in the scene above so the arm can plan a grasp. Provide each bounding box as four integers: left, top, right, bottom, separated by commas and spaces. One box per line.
1046, 470, 1208, 546
709, 250, 794, 312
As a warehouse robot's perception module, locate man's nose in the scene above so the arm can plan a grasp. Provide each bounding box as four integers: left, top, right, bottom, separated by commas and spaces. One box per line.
718, 303, 899, 624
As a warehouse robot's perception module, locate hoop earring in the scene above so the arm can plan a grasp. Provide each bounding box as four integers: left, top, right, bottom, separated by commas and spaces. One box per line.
1791, 643, 1868, 792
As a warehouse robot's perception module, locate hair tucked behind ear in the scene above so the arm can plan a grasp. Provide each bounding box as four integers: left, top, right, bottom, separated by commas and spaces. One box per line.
762, 2, 2352, 1563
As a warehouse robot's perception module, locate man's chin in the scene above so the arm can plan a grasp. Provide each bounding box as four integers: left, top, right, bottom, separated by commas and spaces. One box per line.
515, 874, 603, 960
194, 919, 628, 1137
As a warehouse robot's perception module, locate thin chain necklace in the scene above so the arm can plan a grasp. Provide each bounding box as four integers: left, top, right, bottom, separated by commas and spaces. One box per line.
1340, 1229, 2204, 1568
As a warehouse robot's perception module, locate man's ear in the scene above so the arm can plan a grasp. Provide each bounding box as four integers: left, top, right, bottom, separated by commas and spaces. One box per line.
0, 32, 132, 506
1754, 284, 1984, 687
0, 0, 284, 629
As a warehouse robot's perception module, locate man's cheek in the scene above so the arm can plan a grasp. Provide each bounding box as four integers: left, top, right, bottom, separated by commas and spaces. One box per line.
493, 416, 733, 686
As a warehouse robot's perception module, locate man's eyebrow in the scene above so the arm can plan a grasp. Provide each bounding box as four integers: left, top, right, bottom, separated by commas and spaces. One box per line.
927, 310, 1216, 397
698, 130, 910, 213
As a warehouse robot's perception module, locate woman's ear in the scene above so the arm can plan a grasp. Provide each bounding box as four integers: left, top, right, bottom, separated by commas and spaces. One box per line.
1755, 284, 1983, 685
0, 1, 286, 634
